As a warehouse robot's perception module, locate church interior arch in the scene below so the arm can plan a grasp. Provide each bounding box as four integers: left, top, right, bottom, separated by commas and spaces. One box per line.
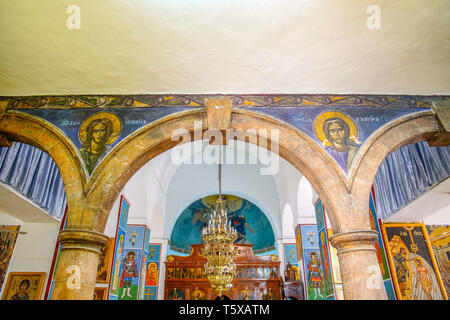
100, 139, 318, 299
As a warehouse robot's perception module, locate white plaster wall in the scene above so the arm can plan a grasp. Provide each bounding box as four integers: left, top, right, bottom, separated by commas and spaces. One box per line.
297, 176, 317, 225
0, 213, 59, 299
104, 192, 122, 237
145, 165, 169, 239
273, 158, 302, 238
0, 211, 23, 225
122, 169, 148, 226
155, 238, 168, 300
282, 203, 295, 239
1, 0, 449, 95
163, 159, 281, 240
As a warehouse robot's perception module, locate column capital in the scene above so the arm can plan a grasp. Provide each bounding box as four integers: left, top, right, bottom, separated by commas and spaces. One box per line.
58, 229, 109, 255
329, 230, 378, 256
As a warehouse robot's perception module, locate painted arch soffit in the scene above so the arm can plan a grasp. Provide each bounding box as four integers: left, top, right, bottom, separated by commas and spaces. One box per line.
0, 94, 445, 179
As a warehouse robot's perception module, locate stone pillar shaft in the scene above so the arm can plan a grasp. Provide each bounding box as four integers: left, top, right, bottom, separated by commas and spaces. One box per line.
50, 229, 109, 300
329, 230, 387, 300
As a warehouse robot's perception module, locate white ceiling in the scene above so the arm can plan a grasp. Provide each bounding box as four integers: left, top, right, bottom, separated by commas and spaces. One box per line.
1, 0, 449, 95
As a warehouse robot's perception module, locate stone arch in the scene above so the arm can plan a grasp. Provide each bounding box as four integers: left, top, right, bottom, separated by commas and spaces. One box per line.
0, 111, 88, 228
85, 108, 349, 234
349, 110, 441, 230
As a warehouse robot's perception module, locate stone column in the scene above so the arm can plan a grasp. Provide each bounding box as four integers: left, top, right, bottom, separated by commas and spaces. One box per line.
329, 230, 387, 300
50, 229, 109, 300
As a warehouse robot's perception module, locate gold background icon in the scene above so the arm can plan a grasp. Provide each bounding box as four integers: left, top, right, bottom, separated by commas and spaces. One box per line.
313, 111, 358, 147
78, 112, 122, 146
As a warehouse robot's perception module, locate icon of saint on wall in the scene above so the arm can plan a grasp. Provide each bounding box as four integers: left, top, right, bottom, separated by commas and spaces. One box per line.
307, 251, 324, 299
388, 234, 442, 300
190, 288, 205, 300
78, 112, 122, 175
146, 262, 158, 286
314, 111, 361, 173
10, 279, 30, 300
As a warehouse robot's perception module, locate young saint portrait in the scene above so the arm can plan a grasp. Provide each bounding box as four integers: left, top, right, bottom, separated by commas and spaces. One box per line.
314, 111, 361, 173
78, 112, 122, 175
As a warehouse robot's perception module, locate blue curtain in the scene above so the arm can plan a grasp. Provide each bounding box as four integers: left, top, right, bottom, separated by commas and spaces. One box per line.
0, 142, 67, 220
373, 142, 450, 220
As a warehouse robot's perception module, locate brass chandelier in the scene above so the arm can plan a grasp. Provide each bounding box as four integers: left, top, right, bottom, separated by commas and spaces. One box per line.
200, 149, 239, 297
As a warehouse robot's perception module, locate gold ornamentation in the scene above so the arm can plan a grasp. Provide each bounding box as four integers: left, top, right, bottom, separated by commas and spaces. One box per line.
201, 194, 242, 212
313, 111, 358, 147
200, 200, 238, 297
270, 255, 279, 262
78, 112, 122, 145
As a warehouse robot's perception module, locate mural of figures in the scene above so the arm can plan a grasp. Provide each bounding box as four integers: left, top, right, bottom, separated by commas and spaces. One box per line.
314, 111, 360, 173
78, 112, 122, 174
368, 189, 396, 299
19, 102, 431, 179
0, 225, 20, 291
228, 211, 255, 244
426, 225, 450, 297
299, 224, 326, 300
119, 250, 139, 299
109, 196, 129, 299
250, 105, 428, 175
170, 194, 275, 254
111, 233, 125, 293
382, 223, 447, 300
142, 243, 161, 300
306, 251, 325, 300
314, 200, 335, 299
319, 230, 333, 297
109, 221, 150, 300
145, 262, 158, 286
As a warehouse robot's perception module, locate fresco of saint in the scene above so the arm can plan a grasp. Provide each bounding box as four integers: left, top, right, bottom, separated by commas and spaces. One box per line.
314, 111, 361, 173
228, 211, 255, 244
307, 251, 324, 299
119, 251, 138, 299
78, 112, 122, 175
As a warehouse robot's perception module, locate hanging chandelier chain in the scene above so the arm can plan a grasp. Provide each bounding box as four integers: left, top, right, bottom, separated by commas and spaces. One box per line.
218, 145, 222, 200
200, 148, 239, 297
